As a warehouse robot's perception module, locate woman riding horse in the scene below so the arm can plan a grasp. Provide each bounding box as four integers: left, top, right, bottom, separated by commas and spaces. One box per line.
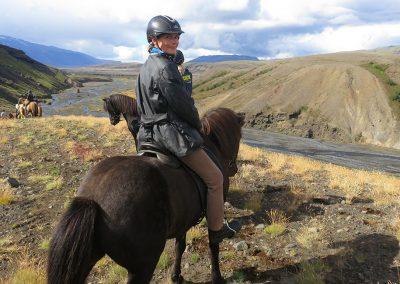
47, 15, 244, 284
136, 15, 241, 244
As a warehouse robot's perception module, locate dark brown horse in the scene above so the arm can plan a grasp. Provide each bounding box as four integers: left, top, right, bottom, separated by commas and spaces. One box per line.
48, 108, 244, 284
103, 94, 139, 147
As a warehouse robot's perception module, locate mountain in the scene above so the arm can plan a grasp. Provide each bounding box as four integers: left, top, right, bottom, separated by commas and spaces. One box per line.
0, 35, 118, 68
190, 50, 400, 149
189, 54, 259, 63
371, 45, 400, 55
0, 44, 71, 111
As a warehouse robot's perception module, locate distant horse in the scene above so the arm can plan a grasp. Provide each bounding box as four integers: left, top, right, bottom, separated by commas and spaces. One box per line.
103, 94, 139, 148
16, 104, 26, 118
48, 108, 244, 284
23, 100, 39, 117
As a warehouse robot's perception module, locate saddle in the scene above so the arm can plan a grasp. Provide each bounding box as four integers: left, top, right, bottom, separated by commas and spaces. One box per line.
137, 142, 222, 216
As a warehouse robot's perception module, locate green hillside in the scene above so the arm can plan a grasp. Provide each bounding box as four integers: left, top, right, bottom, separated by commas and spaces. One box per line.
0, 44, 71, 111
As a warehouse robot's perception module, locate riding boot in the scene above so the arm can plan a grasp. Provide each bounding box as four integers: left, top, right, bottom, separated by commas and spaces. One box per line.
208, 219, 241, 245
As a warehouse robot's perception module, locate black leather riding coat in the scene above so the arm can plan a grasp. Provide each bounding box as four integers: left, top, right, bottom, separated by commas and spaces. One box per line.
136, 53, 203, 157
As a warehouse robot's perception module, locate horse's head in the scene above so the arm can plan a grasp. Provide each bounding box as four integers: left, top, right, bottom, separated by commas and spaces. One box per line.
103, 97, 121, 125
201, 108, 245, 178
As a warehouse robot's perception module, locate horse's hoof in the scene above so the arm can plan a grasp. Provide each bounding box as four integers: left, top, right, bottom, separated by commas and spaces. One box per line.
171, 274, 184, 284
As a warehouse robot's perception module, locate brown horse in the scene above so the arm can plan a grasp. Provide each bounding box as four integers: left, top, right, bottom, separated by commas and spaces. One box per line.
103, 94, 139, 147
48, 108, 244, 284
25, 101, 39, 117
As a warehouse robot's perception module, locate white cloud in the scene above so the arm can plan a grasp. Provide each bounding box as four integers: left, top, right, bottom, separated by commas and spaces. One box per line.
0, 0, 399, 62
113, 45, 148, 62
268, 22, 400, 57
217, 0, 249, 11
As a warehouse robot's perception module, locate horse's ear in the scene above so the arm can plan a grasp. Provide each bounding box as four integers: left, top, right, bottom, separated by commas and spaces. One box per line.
102, 98, 107, 102
237, 112, 245, 127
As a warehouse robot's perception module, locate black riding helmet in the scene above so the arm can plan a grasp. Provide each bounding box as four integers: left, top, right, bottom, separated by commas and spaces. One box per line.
174, 50, 184, 65
147, 15, 184, 43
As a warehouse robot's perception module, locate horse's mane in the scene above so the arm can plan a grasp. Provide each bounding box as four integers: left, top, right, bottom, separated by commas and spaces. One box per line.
201, 108, 244, 159
105, 94, 138, 116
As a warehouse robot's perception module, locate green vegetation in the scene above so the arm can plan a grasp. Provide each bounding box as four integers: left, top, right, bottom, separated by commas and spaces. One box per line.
264, 223, 286, 237
193, 70, 229, 90
295, 260, 329, 284
232, 270, 246, 282
190, 253, 200, 264
362, 61, 400, 117
104, 263, 128, 284
9, 268, 46, 284
39, 239, 50, 250
0, 44, 70, 109
193, 66, 274, 100
156, 252, 170, 270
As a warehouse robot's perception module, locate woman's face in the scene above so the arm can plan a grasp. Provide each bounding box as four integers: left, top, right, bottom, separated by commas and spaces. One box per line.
152, 33, 180, 55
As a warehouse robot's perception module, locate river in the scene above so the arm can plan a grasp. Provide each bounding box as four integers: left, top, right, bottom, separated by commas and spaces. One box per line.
44, 78, 400, 176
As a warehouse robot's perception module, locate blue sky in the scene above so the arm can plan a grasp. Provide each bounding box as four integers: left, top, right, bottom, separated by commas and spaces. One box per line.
0, 0, 400, 62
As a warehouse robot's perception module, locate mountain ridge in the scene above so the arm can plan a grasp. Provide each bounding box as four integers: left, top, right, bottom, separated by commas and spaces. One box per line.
0, 35, 119, 68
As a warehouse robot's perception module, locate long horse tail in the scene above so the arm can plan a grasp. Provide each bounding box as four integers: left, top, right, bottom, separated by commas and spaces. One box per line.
47, 197, 100, 284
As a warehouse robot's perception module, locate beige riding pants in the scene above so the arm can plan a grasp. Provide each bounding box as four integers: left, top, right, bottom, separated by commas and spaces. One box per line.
181, 148, 224, 231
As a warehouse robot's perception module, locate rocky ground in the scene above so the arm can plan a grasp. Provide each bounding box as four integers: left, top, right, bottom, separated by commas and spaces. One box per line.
1, 117, 400, 283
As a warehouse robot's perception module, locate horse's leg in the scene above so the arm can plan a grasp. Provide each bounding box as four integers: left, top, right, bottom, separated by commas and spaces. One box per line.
127, 254, 162, 284
209, 242, 224, 284
171, 234, 186, 283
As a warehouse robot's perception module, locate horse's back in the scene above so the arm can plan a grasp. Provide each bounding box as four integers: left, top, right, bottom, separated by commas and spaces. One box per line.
76, 154, 202, 237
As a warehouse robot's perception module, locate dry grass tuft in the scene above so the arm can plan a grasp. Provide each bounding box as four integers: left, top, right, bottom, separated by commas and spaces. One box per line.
186, 226, 204, 244
266, 152, 288, 173
28, 174, 54, 184
295, 226, 321, 249
157, 251, 170, 270
45, 177, 64, 190
0, 135, 9, 144
103, 262, 128, 284
7, 252, 46, 284
238, 143, 267, 162
264, 209, 289, 237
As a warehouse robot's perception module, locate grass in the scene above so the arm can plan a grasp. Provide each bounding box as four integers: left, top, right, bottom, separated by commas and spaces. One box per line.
17, 160, 33, 169
28, 174, 54, 184
362, 61, 400, 117
186, 226, 204, 244
264, 209, 289, 237
0, 179, 14, 205
45, 177, 64, 190
238, 143, 400, 207
295, 260, 329, 284
295, 226, 321, 249
7, 254, 46, 284
264, 223, 286, 237
221, 250, 235, 260
232, 270, 246, 282
104, 263, 128, 284
39, 239, 50, 250
157, 251, 170, 270
190, 253, 200, 264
